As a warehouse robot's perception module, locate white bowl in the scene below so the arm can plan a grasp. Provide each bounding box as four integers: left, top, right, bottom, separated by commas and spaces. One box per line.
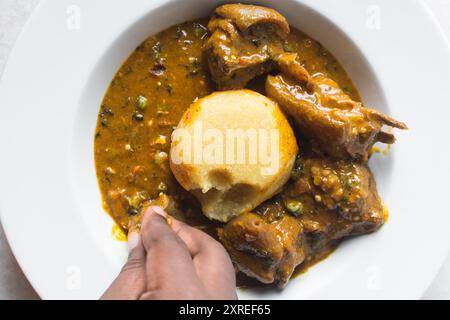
1, 0, 450, 299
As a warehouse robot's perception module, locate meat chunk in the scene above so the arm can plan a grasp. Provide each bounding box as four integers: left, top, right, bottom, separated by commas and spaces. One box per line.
275, 53, 313, 88
218, 154, 386, 286
214, 4, 290, 37
266, 54, 407, 160
285, 155, 386, 235
204, 4, 289, 89
218, 211, 305, 287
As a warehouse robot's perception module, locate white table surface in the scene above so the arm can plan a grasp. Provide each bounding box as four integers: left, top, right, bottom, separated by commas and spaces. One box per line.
0, 0, 449, 300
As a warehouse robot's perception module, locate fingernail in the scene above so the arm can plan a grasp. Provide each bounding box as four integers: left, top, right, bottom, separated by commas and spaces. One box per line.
127, 231, 140, 252
148, 205, 168, 219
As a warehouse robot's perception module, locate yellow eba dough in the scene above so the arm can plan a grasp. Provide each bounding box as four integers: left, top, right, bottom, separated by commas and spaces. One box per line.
170, 89, 298, 222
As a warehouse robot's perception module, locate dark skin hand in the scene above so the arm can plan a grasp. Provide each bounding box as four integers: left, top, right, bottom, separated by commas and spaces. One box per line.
101, 206, 238, 300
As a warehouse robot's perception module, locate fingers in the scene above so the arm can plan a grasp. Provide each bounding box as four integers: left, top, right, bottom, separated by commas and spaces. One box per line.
170, 219, 237, 299
103, 206, 236, 300
140, 206, 201, 292
171, 219, 223, 258
100, 231, 146, 300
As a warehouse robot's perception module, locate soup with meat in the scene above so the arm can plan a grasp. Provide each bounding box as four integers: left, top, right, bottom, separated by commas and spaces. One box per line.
94, 4, 406, 288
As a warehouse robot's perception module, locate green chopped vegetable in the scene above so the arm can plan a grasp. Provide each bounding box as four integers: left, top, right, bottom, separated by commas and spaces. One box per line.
283, 41, 295, 52
154, 151, 168, 165
130, 195, 142, 209
290, 156, 304, 181
136, 95, 148, 110
175, 27, 187, 39
193, 22, 208, 39
285, 198, 303, 215
303, 38, 312, 48
127, 207, 139, 216
129, 191, 148, 209
152, 41, 161, 58
186, 57, 200, 76
157, 182, 167, 192
100, 118, 108, 127
101, 105, 114, 116
103, 167, 115, 183
165, 83, 173, 94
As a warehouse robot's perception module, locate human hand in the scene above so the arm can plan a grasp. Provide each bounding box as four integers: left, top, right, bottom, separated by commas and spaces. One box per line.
101, 206, 237, 300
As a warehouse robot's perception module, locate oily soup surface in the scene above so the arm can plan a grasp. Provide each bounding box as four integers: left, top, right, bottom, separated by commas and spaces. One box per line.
94, 19, 360, 283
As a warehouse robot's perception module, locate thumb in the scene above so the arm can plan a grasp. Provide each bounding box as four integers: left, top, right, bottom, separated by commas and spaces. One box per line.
100, 232, 146, 300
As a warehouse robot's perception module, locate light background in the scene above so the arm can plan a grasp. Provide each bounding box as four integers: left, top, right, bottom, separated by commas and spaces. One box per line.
0, 0, 449, 299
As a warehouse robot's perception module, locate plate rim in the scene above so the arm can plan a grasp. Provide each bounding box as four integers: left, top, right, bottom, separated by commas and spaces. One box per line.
1, 0, 450, 299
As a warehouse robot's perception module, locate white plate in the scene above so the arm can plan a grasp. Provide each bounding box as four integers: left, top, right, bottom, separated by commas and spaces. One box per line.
1, 0, 450, 299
